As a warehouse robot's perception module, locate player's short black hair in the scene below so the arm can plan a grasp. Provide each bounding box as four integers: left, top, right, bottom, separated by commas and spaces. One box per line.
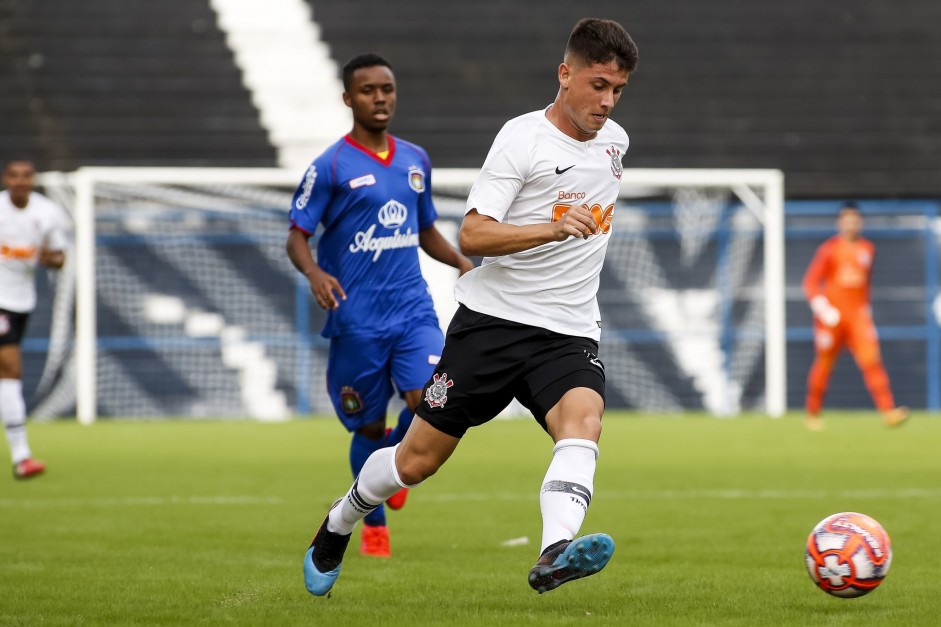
565, 18, 639, 72
342, 53, 393, 91
841, 201, 861, 212
3, 158, 35, 173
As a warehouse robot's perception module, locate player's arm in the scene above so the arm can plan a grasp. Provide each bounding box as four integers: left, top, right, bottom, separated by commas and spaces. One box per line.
418, 225, 474, 275
459, 208, 597, 257
286, 228, 346, 310
38, 248, 64, 269
803, 242, 840, 327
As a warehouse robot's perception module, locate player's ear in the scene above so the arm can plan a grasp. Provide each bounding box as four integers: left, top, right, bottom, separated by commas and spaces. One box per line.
342, 92, 352, 108
558, 63, 571, 88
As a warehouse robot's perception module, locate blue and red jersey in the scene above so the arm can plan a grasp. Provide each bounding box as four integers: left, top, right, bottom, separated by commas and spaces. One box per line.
289, 134, 440, 337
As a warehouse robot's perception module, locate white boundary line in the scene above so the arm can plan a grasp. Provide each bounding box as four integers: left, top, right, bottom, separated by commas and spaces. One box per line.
4, 488, 938, 508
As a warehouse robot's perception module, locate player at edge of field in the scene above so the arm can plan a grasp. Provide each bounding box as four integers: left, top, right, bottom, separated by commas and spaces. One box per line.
803, 201, 910, 431
0, 159, 69, 479
302, 18, 638, 595
286, 53, 474, 557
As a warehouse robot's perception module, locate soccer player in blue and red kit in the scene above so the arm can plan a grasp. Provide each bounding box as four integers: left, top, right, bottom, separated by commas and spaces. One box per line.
286, 53, 473, 558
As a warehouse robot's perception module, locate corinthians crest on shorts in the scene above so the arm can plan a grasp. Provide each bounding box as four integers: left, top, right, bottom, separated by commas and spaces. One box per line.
424, 372, 454, 408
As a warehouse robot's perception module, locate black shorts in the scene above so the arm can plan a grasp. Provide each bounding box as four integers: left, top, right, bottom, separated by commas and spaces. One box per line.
416, 305, 605, 438
0, 309, 30, 346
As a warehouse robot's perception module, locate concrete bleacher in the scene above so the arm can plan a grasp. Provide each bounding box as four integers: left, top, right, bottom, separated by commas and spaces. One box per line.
310, 0, 941, 198
3, 1, 939, 195
0, 0, 276, 170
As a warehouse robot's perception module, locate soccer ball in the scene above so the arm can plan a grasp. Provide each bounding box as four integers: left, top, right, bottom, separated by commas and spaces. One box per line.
805, 512, 892, 598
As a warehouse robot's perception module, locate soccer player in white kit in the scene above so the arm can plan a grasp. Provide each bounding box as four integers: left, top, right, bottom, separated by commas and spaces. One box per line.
303, 17, 638, 596
0, 160, 69, 479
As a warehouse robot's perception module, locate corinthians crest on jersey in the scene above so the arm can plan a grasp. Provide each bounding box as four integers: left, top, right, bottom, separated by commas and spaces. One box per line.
606, 145, 622, 180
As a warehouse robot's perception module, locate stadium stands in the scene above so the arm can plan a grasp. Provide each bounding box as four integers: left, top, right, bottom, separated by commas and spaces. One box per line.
0, 0, 276, 170
310, 0, 941, 198
2, 0, 938, 194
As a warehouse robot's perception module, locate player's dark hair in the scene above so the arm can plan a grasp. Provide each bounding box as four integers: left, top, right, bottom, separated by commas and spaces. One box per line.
3, 158, 35, 173
565, 18, 638, 72
342, 53, 393, 91
841, 201, 861, 213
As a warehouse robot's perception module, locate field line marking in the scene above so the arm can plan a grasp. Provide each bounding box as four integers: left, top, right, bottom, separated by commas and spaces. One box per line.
0, 495, 284, 507
419, 487, 941, 502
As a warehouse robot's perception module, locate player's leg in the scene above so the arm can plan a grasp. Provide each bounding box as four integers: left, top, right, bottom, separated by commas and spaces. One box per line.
0, 311, 44, 479
519, 340, 612, 593
847, 317, 909, 427
385, 322, 445, 510
304, 418, 460, 596
304, 305, 518, 596
325, 333, 395, 555
805, 323, 843, 430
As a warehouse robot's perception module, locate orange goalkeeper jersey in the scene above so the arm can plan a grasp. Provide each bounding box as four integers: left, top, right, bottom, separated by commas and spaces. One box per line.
803, 236, 875, 313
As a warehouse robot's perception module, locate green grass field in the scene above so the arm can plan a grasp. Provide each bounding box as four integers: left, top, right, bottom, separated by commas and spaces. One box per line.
1, 412, 939, 626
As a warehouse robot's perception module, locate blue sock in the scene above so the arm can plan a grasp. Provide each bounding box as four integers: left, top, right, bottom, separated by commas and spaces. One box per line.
350, 431, 386, 527
385, 406, 414, 446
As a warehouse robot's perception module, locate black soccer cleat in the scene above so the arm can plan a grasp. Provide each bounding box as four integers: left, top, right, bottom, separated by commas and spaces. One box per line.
528, 533, 615, 594
304, 503, 352, 596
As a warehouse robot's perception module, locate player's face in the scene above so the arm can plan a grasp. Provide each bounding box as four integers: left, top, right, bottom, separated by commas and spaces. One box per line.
837, 209, 863, 240
2, 161, 35, 208
343, 65, 396, 133
558, 59, 629, 140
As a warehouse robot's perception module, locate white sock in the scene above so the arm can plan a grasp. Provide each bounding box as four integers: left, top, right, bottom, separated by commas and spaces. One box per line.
327, 445, 411, 535
539, 438, 598, 553
0, 379, 31, 464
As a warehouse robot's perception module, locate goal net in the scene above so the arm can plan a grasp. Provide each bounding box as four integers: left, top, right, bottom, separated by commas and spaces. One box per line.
34, 167, 785, 423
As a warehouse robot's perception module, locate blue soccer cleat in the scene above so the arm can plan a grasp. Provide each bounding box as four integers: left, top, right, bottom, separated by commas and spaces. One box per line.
527, 533, 615, 594
304, 512, 352, 597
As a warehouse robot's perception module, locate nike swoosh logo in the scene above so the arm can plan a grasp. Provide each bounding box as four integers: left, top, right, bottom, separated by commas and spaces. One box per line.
555, 165, 575, 175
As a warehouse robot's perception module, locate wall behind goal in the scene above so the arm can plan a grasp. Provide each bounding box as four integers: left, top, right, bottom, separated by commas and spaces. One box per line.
20, 173, 940, 419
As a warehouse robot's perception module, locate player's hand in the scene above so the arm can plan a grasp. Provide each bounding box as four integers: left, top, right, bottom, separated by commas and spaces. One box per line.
38, 248, 65, 269
456, 256, 475, 277
810, 295, 841, 327
552, 206, 598, 241
308, 268, 346, 310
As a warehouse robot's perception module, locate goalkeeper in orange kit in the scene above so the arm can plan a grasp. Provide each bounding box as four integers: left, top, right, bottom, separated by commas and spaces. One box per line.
802, 202, 909, 430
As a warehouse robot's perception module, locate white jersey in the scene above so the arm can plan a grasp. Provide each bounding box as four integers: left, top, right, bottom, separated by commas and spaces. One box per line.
455, 107, 629, 340
0, 190, 70, 313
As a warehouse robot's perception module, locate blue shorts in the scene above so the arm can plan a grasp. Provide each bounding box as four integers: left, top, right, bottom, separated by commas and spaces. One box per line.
326, 322, 444, 431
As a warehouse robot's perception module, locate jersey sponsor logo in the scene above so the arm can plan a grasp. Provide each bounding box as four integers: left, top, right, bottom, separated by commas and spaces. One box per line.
0, 244, 38, 260
857, 250, 872, 268
295, 164, 317, 209
424, 372, 454, 408
377, 199, 408, 229
606, 145, 623, 180
339, 386, 364, 414
349, 174, 377, 189
551, 203, 614, 235
557, 191, 586, 201
555, 165, 575, 175
408, 166, 425, 192
349, 224, 419, 261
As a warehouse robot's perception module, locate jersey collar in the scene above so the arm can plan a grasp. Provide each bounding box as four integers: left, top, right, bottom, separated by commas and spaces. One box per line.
343, 134, 396, 166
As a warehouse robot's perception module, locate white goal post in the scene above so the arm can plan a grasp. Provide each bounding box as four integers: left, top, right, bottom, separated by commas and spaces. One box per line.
42, 166, 784, 423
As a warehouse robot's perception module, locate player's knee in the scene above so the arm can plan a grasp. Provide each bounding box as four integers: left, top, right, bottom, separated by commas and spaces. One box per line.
396, 457, 438, 486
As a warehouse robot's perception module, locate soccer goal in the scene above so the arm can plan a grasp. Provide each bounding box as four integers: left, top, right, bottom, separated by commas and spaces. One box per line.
36, 166, 784, 423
